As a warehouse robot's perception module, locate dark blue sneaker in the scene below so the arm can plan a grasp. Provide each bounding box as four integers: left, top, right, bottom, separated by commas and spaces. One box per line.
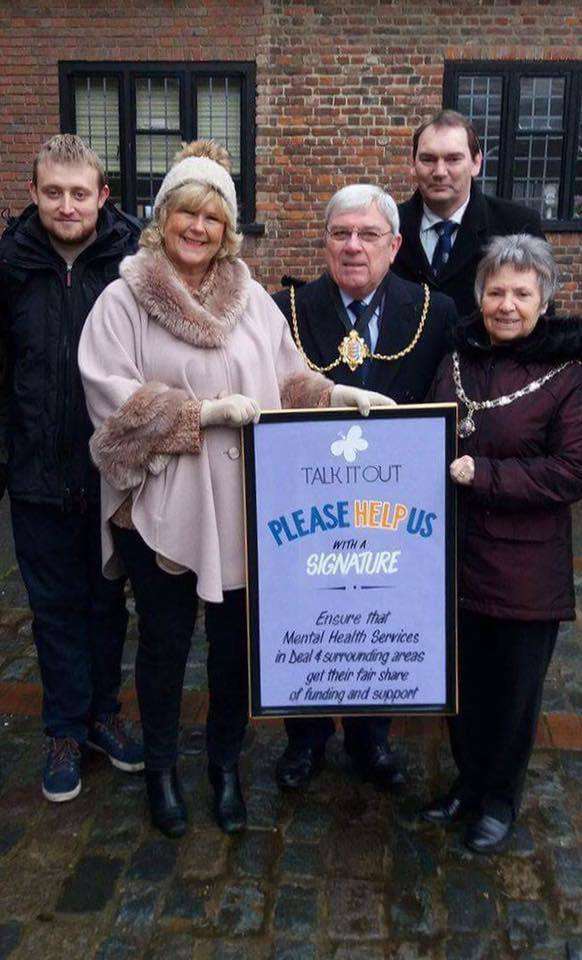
42, 737, 82, 802
87, 714, 145, 772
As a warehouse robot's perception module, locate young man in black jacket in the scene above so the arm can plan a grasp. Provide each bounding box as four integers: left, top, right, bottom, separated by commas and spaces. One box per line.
0, 135, 143, 801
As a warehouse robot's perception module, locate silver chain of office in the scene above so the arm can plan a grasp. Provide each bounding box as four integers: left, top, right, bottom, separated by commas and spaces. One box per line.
452, 350, 573, 438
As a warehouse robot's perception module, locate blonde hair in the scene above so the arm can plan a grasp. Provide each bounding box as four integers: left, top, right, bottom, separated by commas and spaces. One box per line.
32, 134, 106, 189
141, 139, 242, 259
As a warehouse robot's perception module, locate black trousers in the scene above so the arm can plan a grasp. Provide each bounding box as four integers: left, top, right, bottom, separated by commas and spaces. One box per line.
449, 609, 558, 820
112, 527, 248, 771
11, 499, 127, 742
284, 716, 392, 756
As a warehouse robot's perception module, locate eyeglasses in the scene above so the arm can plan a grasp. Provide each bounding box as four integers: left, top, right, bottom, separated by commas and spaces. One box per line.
325, 227, 392, 245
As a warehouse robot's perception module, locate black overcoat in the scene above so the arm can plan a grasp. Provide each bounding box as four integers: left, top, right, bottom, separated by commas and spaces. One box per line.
273, 270, 458, 403
392, 183, 545, 319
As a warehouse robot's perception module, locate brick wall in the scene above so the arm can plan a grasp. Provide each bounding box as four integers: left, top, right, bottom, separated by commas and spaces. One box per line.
0, 0, 580, 312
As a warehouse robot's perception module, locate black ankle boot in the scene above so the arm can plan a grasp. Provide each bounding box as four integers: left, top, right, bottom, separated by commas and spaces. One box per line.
208, 762, 247, 834
145, 767, 187, 839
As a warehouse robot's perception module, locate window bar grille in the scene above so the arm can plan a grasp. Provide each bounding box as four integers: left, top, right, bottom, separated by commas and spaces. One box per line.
523, 82, 533, 201
148, 78, 154, 208
529, 78, 536, 129
164, 77, 170, 171
542, 131, 554, 202
102, 77, 109, 171
547, 78, 554, 128
484, 77, 492, 183
525, 137, 533, 202
225, 76, 229, 149
63, 62, 255, 223
86, 77, 93, 143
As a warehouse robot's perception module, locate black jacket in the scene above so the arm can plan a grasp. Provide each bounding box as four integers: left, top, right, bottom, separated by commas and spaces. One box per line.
273, 270, 458, 403
392, 183, 545, 319
0, 201, 140, 506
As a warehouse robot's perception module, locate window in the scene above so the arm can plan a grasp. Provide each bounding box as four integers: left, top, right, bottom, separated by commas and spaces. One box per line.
444, 61, 582, 229
59, 62, 258, 227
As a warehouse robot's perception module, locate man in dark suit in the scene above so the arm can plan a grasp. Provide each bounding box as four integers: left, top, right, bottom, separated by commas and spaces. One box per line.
392, 110, 545, 319
273, 183, 458, 792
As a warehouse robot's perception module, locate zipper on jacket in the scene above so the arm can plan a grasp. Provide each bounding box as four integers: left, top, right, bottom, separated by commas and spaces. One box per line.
55, 264, 74, 509
62, 265, 74, 488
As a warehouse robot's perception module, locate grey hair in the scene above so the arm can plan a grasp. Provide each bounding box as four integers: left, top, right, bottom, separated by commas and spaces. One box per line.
475, 234, 559, 308
325, 184, 400, 235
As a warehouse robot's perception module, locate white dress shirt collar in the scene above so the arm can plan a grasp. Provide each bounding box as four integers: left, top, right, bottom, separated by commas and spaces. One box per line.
339, 287, 375, 309
420, 195, 471, 233
419, 196, 471, 264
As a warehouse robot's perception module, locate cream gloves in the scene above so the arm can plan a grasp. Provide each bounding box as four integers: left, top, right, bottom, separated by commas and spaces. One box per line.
330, 384, 396, 416
200, 385, 395, 429
200, 394, 261, 428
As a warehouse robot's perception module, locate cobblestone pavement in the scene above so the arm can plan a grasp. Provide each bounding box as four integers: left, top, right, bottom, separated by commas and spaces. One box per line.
0, 498, 580, 960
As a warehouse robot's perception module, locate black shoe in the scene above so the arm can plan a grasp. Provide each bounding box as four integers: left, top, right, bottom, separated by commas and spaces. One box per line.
208, 763, 247, 834
275, 745, 325, 791
421, 792, 479, 824
464, 814, 513, 855
350, 744, 405, 790
145, 767, 187, 839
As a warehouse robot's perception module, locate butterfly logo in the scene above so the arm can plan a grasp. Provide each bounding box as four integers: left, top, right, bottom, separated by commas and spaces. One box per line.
330, 425, 369, 463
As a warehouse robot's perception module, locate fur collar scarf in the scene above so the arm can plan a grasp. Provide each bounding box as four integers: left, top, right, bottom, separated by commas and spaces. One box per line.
119, 247, 251, 347
451, 312, 582, 363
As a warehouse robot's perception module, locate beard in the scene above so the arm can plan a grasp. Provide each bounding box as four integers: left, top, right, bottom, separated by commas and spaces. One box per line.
45, 218, 98, 246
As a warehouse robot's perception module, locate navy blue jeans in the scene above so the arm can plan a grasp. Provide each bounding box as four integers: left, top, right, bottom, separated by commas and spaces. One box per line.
10, 499, 128, 742
112, 526, 248, 771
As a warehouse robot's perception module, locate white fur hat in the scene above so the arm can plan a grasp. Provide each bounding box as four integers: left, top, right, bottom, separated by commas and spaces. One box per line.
153, 155, 238, 222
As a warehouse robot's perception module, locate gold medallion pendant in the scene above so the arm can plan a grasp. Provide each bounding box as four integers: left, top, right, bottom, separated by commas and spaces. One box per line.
288, 282, 431, 375
338, 329, 370, 372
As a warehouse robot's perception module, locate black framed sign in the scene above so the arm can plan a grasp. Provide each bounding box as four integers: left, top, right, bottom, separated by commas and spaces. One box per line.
243, 405, 457, 718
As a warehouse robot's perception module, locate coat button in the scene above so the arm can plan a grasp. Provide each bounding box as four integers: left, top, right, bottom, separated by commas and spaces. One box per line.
227, 446, 240, 460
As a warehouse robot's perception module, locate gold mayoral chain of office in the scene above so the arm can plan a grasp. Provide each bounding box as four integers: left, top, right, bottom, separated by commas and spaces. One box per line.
452, 349, 574, 439
289, 282, 431, 374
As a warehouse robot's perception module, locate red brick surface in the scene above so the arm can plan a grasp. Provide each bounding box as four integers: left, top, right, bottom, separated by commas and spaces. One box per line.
1, 683, 578, 748
546, 711, 582, 750
0, 1, 580, 311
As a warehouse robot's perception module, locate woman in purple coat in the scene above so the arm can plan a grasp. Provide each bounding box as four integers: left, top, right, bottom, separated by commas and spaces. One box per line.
423, 234, 582, 854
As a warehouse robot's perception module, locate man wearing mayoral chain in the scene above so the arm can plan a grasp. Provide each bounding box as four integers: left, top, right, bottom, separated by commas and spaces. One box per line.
273, 182, 458, 791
